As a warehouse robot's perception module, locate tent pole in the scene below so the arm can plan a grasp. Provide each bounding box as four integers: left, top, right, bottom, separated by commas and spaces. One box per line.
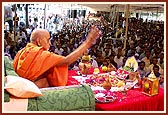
123, 4, 130, 52
14, 4, 17, 47
116, 6, 119, 29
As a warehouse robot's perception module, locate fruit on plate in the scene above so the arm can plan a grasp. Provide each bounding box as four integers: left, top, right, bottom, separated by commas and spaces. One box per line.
117, 81, 125, 88
107, 67, 112, 72
94, 68, 100, 74
102, 77, 112, 90
102, 66, 108, 72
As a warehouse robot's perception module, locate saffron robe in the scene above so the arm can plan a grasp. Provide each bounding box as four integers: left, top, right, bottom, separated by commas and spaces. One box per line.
13, 43, 68, 86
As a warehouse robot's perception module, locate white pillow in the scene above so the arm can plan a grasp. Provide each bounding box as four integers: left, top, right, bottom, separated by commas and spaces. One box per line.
4, 75, 43, 98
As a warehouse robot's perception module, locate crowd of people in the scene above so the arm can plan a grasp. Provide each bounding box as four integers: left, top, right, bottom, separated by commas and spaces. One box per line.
4, 15, 164, 87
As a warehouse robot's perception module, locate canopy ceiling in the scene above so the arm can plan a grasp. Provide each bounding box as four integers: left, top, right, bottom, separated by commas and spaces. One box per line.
79, 4, 164, 13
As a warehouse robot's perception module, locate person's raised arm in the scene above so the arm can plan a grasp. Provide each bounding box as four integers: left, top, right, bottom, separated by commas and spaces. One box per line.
57, 25, 100, 66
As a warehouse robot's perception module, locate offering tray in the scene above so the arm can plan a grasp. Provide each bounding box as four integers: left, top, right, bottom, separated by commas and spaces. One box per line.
94, 88, 118, 103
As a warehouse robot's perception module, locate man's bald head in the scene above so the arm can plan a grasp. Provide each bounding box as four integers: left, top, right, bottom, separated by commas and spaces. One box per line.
30, 29, 50, 42
30, 29, 51, 50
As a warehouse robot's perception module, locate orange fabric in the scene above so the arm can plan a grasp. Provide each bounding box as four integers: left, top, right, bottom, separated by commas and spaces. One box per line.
13, 43, 68, 87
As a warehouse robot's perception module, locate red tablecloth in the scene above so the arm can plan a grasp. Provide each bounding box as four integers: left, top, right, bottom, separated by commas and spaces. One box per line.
67, 69, 164, 111
95, 88, 164, 111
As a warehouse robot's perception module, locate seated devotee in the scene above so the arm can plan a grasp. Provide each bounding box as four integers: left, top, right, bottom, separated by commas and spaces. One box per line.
141, 49, 152, 69
95, 50, 105, 67
147, 56, 163, 74
109, 54, 118, 69
114, 49, 124, 69
90, 58, 99, 68
49, 45, 56, 53
13, 26, 100, 88
145, 65, 161, 78
158, 52, 164, 70
159, 74, 164, 88
100, 58, 108, 67
55, 43, 64, 55
105, 57, 116, 71
137, 61, 148, 79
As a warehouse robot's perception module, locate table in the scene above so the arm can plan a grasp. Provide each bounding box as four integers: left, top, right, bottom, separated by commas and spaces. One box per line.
67, 69, 164, 111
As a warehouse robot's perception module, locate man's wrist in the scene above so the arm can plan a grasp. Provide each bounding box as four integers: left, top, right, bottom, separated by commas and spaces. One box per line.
85, 38, 93, 48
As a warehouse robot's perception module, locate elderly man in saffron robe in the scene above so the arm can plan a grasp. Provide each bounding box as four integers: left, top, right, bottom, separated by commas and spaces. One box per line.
13, 26, 100, 88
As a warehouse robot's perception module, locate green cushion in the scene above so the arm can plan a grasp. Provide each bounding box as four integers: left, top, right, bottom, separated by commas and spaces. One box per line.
4, 56, 18, 76
27, 85, 95, 111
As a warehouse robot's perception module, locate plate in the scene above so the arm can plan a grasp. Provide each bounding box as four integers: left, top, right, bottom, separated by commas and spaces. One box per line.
95, 93, 105, 98
95, 96, 117, 103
